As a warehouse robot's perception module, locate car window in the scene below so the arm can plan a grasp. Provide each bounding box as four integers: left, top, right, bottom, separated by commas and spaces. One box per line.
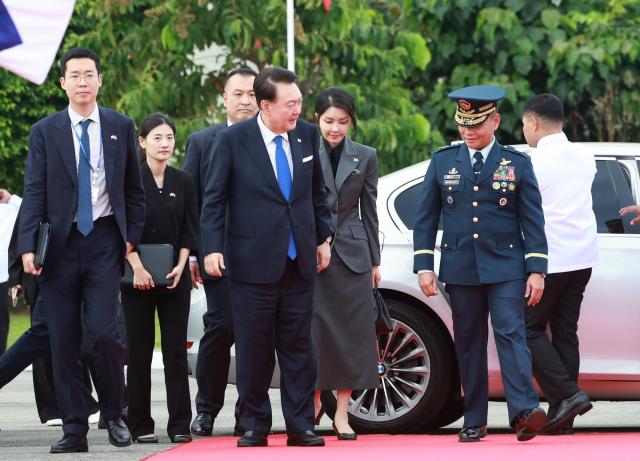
592, 160, 639, 234
394, 183, 443, 231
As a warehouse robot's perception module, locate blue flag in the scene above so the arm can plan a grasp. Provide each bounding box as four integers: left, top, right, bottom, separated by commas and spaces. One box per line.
0, 0, 22, 52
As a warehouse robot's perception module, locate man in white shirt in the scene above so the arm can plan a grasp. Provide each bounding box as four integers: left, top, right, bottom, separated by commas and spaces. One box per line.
522, 93, 597, 435
0, 188, 22, 355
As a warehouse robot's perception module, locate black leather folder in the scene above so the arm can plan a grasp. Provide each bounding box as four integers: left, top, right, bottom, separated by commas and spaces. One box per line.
122, 244, 174, 287
35, 222, 51, 269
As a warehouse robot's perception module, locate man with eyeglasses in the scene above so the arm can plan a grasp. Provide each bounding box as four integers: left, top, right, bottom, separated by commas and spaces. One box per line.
17, 47, 144, 453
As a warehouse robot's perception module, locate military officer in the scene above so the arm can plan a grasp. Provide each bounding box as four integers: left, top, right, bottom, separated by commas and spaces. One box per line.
413, 86, 548, 442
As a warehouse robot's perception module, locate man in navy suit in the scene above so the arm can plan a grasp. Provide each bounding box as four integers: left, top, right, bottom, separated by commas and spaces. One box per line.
413, 86, 548, 442
200, 67, 333, 447
183, 67, 258, 437
17, 47, 144, 453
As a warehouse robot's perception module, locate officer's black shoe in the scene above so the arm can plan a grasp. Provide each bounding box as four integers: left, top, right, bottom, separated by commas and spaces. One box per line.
237, 431, 268, 447
190, 412, 213, 436
50, 435, 88, 453
106, 418, 132, 447
458, 425, 488, 442
286, 430, 325, 447
513, 407, 547, 442
542, 391, 591, 434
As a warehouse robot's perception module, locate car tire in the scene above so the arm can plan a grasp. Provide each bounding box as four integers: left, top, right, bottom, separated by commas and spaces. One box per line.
320, 298, 460, 433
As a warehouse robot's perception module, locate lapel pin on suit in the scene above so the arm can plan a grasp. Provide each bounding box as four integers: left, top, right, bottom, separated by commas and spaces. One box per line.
353, 157, 359, 162
110, 134, 118, 141
297, 138, 302, 142
169, 192, 176, 197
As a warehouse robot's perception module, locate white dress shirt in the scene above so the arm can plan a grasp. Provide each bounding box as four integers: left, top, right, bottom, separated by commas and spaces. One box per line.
68, 105, 112, 221
256, 112, 294, 179
0, 194, 22, 283
529, 132, 598, 273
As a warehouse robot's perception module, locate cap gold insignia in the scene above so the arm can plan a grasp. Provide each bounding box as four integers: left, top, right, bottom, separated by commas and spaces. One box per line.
499, 158, 511, 166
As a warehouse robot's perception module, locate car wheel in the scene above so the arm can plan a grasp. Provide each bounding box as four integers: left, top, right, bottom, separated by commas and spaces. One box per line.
320, 298, 459, 433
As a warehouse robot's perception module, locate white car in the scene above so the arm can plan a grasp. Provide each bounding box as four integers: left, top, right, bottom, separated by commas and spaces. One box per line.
187, 143, 640, 433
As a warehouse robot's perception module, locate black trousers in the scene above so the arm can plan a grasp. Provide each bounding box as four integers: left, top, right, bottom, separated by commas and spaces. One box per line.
232, 259, 312, 434
121, 288, 192, 438
525, 268, 592, 405
39, 216, 125, 436
0, 293, 100, 422
0, 281, 8, 355
193, 276, 235, 417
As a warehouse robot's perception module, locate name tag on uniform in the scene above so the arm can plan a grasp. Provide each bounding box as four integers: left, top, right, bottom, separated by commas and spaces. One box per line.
443, 179, 460, 185
444, 174, 460, 180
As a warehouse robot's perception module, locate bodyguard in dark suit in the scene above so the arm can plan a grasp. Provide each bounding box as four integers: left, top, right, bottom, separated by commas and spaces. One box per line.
200, 67, 333, 447
17, 48, 144, 453
413, 86, 548, 442
182, 68, 258, 437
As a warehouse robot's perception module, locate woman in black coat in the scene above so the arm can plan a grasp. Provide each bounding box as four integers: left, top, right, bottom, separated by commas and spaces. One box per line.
121, 113, 198, 443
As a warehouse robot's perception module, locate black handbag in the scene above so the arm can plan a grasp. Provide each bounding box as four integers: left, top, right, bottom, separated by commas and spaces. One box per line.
122, 244, 174, 287
373, 286, 392, 336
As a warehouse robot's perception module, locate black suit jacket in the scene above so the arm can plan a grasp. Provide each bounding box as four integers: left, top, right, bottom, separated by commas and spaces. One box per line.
8, 208, 38, 306
122, 163, 199, 293
17, 106, 145, 266
182, 123, 227, 212
200, 116, 333, 283
182, 123, 227, 280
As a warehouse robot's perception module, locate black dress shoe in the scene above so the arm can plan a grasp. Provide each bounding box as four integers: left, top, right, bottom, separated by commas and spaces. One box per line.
134, 434, 159, 444
170, 434, 192, 443
513, 407, 547, 441
332, 422, 357, 440
190, 412, 213, 436
106, 418, 132, 447
50, 435, 88, 453
542, 391, 591, 433
287, 430, 325, 447
237, 431, 268, 447
458, 425, 488, 442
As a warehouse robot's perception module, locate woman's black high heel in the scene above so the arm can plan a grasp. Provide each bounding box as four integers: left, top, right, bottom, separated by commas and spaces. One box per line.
314, 408, 325, 425
332, 422, 357, 440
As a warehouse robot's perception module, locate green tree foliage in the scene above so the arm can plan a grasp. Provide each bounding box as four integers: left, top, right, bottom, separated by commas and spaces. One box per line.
2, 0, 640, 194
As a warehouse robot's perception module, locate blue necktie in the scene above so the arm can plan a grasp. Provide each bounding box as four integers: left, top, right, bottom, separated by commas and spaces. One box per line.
77, 119, 93, 236
274, 135, 297, 260
473, 151, 484, 176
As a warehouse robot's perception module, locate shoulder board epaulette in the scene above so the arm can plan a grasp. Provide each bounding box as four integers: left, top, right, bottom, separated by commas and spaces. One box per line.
502, 145, 528, 156
433, 144, 459, 155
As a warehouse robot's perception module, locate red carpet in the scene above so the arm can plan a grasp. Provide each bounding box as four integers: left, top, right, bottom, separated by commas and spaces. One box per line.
145, 432, 640, 461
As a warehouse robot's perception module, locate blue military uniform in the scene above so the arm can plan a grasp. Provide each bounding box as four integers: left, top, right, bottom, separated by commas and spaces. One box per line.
413, 86, 548, 435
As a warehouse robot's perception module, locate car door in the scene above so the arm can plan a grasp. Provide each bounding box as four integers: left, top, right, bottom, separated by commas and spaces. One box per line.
578, 157, 640, 396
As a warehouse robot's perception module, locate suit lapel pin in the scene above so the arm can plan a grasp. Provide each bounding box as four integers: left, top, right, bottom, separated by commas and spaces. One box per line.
110, 134, 118, 141
169, 192, 176, 197
353, 157, 359, 162
297, 138, 302, 142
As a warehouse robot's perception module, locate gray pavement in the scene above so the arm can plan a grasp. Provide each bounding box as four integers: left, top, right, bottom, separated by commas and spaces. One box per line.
1, 369, 640, 460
